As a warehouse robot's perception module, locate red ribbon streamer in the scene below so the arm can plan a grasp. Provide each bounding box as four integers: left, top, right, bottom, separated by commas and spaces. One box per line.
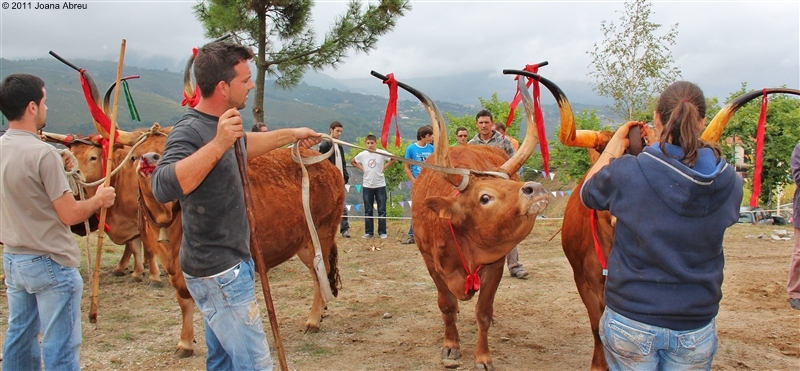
181, 48, 200, 108
380, 73, 401, 149
79, 69, 117, 145
589, 209, 608, 275
750, 89, 769, 207
448, 220, 482, 295
506, 64, 550, 177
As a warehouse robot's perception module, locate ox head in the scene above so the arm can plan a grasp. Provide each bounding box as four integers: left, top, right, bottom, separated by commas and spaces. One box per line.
41, 132, 105, 194
374, 71, 551, 264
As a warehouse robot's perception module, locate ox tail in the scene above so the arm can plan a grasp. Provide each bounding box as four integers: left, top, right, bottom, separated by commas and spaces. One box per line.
327, 242, 341, 297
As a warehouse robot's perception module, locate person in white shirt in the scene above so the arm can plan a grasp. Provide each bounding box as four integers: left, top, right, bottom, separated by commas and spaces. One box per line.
351, 134, 395, 238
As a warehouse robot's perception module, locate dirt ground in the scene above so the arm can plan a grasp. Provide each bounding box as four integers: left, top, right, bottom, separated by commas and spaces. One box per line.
1, 221, 798, 370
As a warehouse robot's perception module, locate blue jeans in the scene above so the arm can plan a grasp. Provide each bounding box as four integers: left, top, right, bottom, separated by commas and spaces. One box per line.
600, 306, 717, 371
362, 186, 387, 236
3, 253, 83, 371
183, 259, 273, 371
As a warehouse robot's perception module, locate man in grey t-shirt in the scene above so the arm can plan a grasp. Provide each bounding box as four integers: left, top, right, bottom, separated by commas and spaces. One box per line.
151, 41, 319, 371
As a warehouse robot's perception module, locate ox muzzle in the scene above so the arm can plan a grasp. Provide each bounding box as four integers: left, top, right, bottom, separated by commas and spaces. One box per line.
522, 181, 549, 216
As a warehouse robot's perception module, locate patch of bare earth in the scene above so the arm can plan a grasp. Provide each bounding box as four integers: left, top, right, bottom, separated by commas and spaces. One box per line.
1, 222, 798, 370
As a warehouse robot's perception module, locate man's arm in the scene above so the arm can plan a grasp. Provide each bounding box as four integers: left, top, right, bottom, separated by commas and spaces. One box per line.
245, 128, 320, 159
52, 185, 116, 226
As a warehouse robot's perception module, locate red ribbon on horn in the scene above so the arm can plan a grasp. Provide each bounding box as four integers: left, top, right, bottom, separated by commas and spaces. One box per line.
750, 89, 769, 207
380, 73, 401, 149
506, 64, 550, 177
181, 48, 200, 108
79, 69, 118, 145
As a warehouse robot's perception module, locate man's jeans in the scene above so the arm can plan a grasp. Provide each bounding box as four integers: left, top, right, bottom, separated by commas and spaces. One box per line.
183, 259, 273, 371
362, 186, 387, 236
600, 306, 717, 371
3, 253, 83, 371
340, 205, 350, 234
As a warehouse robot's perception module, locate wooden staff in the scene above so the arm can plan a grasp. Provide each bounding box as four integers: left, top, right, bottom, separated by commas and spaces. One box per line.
233, 140, 288, 370
89, 39, 126, 324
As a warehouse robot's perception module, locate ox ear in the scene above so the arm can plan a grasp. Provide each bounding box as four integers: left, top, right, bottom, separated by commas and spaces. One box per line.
425, 196, 465, 224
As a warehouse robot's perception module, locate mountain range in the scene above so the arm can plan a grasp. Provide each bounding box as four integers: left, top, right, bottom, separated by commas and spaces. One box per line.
0, 58, 616, 143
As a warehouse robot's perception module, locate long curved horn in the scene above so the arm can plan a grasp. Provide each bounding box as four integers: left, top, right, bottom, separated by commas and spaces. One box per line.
183, 52, 196, 101
41, 131, 72, 145
702, 88, 800, 143
509, 69, 603, 149
501, 70, 575, 173
103, 75, 140, 115
370, 71, 463, 187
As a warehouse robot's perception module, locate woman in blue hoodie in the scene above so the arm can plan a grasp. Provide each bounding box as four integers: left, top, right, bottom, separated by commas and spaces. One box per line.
581, 81, 743, 371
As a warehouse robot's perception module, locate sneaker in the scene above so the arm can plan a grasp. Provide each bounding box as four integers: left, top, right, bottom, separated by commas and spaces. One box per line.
790, 298, 800, 310
362, 234, 373, 239
379, 234, 388, 239
342, 231, 350, 238
511, 269, 529, 279
401, 236, 415, 245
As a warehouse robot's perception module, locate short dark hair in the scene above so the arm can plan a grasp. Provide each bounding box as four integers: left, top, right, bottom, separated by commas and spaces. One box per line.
475, 109, 493, 122
416, 125, 433, 140
494, 122, 506, 132
194, 41, 254, 98
329, 121, 343, 130
0, 74, 45, 121
365, 134, 377, 142
251, 122, 266, 132
456, 126, 468, 134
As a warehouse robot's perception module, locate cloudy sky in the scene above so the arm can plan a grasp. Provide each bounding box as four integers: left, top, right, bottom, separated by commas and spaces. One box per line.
0, 0, 797, 101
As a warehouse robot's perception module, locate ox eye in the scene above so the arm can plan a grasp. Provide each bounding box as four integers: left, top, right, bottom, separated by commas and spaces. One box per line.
90, 156, 98, 161
480, 194, 493, 205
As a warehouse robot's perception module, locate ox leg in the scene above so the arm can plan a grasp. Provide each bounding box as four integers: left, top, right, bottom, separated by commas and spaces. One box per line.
171, 272, 195, 358
473, 262, 503, 371
421, 256, 461, 362
112, 241, 135, 277
142, 240, 162, 286
573, 269, 608, 371
296, 241, 326, 333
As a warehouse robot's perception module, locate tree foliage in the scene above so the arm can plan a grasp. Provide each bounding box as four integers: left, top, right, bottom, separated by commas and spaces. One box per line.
194, 0, 410, 123
587, 0, 681, 121
720, 83, 800, 206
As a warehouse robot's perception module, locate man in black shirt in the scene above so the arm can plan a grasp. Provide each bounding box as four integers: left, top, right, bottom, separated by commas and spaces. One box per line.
319, 121, 350, 238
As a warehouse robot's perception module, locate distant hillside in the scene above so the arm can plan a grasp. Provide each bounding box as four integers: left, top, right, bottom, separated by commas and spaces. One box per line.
1, 58, 616, 143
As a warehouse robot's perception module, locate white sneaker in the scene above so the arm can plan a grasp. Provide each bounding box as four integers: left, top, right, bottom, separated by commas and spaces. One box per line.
379, 234, 388, 239
361, 234, 373, 239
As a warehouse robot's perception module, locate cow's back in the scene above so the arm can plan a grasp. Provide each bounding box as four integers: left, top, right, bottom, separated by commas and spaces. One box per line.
247, 147, 345, 268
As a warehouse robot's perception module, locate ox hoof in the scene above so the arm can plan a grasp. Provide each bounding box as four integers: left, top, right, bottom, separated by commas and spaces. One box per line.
111, 269, 126, 277
440, 347, 461, 360
130, 275, 144, 283
475, 362, 495, 371
172, 348, 193, 358
304, 324, 321, 334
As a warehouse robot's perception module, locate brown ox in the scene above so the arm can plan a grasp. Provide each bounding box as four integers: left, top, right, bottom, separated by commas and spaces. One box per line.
393, 71, 553, 370
133, 143, 344, 356
42, 132, 161, 284
560, 88, 800, 370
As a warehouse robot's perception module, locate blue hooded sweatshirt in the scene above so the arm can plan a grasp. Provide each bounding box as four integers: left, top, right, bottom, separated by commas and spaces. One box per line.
581, 143, 743, 330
